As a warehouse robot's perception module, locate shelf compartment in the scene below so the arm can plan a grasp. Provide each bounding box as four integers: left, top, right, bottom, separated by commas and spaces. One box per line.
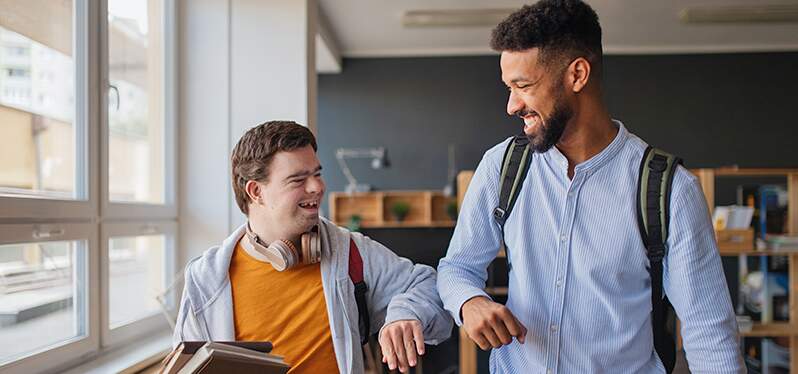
739, 322, 797, 337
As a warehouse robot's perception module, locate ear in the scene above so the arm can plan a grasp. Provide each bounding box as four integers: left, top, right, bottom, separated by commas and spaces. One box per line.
566, 57, 591, 93
245, 180, 263, 204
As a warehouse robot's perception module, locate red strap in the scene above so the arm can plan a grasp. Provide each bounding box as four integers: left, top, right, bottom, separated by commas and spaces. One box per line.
348, 238, 364, 284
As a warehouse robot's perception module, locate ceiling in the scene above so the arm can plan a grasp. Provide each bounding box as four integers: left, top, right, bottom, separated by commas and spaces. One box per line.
316, 0, 798, 62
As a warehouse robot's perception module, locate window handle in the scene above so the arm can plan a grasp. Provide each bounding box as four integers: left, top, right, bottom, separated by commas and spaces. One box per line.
33, 227, 65, 239
108, 84, 120, 110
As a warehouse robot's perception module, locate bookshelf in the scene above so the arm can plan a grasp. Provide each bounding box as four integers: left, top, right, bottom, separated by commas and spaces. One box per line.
328, 191, 457, 229
455, 168, 798, 373
693, 168, 798, 373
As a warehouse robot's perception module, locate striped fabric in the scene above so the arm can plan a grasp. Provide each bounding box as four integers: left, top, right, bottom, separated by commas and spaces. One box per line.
437, 121, 744, 373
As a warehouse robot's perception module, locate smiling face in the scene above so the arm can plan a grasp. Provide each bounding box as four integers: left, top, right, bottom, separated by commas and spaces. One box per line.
247, 145, 325, 239
501, 48, 574, 153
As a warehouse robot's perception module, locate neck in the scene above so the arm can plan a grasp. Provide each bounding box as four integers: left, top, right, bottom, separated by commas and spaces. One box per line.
247, 213, 301, 249
555, 100, 617, 170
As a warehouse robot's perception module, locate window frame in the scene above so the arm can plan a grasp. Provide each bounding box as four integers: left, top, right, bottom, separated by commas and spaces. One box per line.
0, 0, 97, 221
100, 0, 178, 220
100, 220, 177, 349
0, 0, 178, 371
0, 223, 100, 374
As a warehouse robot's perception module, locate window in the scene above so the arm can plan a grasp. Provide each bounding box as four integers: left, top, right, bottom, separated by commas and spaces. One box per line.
0, 26, 76, 201
0, 0, 176, 373
107, 0, 166, 205
0, 238, 88, 365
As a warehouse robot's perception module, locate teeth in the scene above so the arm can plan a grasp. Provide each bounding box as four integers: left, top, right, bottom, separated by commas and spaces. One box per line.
299, 201, 319, 208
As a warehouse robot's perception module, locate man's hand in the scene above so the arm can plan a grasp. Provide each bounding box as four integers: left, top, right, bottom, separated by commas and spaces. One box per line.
378, 319, 424, 373
462, 296, 527, 350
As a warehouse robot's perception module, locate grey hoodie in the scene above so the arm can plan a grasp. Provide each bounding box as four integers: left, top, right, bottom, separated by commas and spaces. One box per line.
173, 217, 453, 373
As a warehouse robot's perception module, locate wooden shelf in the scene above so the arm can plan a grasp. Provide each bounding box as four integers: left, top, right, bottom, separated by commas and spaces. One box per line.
720, 249, 798, 256
358, 221, 455, 229
329, 190, 457, 229
739, 322, 797, 337
693, 167, 798, 178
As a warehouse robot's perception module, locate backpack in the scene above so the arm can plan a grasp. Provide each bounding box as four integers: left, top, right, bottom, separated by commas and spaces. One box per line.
493, 134, 682, 373
348, 238, 371, 345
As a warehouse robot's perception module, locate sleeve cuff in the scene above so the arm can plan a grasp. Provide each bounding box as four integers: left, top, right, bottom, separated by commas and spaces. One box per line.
448, 288, 491, 326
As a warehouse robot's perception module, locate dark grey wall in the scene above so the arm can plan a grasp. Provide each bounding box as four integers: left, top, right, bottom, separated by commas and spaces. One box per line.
318, 53, 798, 200
317, 53, 798, 372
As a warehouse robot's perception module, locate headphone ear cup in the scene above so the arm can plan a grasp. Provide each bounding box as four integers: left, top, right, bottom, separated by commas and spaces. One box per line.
301, 233, 310, 265
311, 231, 320, 263
264, 241, 292, 271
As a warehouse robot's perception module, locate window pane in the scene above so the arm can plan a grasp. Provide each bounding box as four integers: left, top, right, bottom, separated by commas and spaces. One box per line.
0, 240, 86, 364
0, 1, 78, 199
109, 234, 166, 329
108, 0, 165, 204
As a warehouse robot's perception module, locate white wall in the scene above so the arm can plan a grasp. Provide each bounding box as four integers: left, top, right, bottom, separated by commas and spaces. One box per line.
178, 0, 317, 263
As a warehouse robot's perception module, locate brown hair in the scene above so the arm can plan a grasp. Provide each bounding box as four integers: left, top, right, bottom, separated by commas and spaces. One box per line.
231, 120, 317, 215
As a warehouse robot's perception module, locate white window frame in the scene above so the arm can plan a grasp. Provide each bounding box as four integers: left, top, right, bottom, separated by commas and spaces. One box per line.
0, 223, 100, 374
0, 0, 178, 372
99, 0, 178, 220
0, 0, 98, 221
100, 220, 177, 348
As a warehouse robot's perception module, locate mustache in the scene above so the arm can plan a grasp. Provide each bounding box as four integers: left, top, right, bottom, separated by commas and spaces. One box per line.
513, 109, 537, 119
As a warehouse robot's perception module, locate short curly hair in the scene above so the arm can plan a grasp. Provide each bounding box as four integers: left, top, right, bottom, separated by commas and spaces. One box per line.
231, 121, 317, 215
490, 0, 602, 73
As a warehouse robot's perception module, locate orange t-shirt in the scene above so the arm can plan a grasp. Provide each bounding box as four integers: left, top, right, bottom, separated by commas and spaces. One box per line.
229, 240, 339, 373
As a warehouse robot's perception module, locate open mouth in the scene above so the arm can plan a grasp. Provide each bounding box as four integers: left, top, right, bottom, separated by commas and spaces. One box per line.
522, 112, 541, 134
298, 200, 319, 209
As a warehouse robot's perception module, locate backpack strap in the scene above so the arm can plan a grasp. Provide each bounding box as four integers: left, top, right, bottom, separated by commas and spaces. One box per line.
636, 146, 682, 373
348, 238, 370, 345
494, 134, 533, 229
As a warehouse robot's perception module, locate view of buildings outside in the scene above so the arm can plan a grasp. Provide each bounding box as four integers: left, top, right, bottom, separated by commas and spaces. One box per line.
0, 0, 167, 364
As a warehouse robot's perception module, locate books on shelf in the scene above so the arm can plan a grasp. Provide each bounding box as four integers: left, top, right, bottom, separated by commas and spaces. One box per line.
713, 205, 755, 230
764, 234, 798, 251
160, 341, 287, 374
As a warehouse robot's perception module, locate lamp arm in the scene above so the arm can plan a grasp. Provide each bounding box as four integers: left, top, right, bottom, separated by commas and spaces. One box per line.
336, 153, 359, 190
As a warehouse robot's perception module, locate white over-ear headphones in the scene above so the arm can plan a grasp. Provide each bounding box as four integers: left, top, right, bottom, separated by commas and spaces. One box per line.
241, 224, 321, 271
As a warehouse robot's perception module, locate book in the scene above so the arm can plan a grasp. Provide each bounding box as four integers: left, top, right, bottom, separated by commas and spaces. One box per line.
161, 341, 274, 374
176, 342, 289, 374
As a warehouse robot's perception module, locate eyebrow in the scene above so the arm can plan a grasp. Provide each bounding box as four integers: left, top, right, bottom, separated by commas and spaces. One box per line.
509, 75, 542, 85
285, 165, 322, 181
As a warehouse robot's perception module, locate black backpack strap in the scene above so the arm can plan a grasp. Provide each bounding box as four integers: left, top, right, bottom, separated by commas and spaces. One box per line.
348, 238, 370, 345
637, 146, 682, 373
494, 134, 533, 229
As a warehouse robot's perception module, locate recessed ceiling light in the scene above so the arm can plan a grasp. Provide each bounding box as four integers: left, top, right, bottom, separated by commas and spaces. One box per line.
402, 9, 515, 28
680, 4, 798, 23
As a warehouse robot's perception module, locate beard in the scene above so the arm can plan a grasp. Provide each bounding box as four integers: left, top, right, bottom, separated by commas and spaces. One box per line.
520, 88, 573, 153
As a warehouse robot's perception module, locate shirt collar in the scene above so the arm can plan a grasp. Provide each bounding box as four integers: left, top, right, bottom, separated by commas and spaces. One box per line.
543, 119, 628, 175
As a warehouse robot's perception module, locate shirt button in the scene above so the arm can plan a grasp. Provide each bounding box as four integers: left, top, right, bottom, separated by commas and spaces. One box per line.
547, 370, 552, 374
556, 279, 563, 287
551, 324, 558, 332
560, 234, 567, 242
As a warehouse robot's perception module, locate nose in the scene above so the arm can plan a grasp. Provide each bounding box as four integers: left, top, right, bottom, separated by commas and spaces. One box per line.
507, 90, 523, 116
307, 175, 325, 195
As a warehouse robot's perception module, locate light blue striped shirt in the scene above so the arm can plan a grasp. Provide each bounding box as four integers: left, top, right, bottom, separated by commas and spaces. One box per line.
437, 121, 744, 373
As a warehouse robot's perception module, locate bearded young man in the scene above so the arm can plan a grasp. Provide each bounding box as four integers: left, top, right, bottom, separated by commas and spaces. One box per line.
437, 1, 743, 373
173, 121, 452, 374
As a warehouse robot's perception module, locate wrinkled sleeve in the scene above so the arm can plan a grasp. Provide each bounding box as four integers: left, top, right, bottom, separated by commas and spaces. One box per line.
436, 146, 504, 325
665, 169, 744, 373
356, 233, 453, 345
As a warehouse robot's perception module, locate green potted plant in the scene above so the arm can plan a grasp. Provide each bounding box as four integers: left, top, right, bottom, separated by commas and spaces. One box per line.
390, 201, 410, 222
446, 201, 458, 221
347, 214, 362, 232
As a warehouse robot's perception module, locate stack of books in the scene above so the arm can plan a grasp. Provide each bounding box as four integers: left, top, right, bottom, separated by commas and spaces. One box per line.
159, 341, 289, 374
